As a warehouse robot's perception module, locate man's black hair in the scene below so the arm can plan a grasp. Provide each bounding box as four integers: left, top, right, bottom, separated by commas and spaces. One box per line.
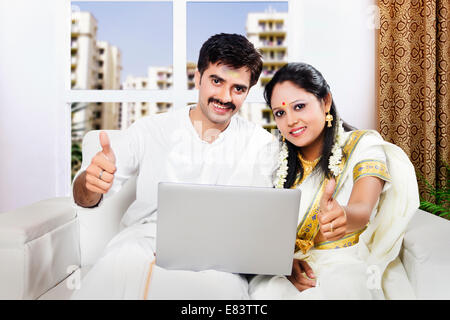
197, 33, 263, 88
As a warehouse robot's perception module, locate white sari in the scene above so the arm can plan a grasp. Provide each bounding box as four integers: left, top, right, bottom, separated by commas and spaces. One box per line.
249, 130, 420, 300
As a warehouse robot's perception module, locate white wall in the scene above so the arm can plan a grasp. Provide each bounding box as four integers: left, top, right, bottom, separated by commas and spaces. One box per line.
0, 0, 70, 212
290, 0, 377, 130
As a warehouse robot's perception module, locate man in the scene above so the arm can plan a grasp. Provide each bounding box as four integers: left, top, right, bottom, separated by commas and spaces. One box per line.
71, 33, 279, 299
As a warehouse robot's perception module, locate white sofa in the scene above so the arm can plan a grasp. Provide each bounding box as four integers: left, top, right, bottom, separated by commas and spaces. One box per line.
1, 130, 449, 300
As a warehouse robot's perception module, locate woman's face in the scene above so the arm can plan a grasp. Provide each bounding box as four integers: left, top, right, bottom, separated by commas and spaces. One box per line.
271, 81, 331, 158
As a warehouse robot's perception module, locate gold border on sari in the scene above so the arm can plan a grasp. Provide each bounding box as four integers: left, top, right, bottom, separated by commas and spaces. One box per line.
294, 130, 370, 254
294, 181, 326, 254
314, 227, 367, 250
353, 159, 391, 183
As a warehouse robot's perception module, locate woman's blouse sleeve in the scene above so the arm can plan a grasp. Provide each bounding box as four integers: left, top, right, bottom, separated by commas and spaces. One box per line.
349, 133, 392, 195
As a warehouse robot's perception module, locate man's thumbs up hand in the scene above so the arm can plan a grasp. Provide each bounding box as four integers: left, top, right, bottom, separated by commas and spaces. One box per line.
317, 178, 347, 241
85, 131, 117, 194
99, 131, 116, 163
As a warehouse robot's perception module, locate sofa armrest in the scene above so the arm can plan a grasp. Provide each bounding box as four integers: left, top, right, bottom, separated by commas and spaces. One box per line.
400, 209, 450, 299
77, 175, 137, 267
0, 197, 80, 299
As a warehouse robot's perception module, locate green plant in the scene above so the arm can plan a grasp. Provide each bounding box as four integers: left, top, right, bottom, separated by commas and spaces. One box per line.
71, 141, 83, 181
418, 162, 450, 219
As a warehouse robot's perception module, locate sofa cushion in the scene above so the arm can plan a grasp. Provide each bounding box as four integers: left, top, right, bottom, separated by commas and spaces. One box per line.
400, 209, 450, 299
0, 197, 80, 299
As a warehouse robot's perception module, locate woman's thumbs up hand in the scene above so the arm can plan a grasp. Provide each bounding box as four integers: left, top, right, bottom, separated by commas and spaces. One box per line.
317, 178, 347, 241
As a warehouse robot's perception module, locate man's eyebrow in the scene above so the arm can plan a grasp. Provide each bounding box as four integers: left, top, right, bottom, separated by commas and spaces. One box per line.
209, 74, 224, 82
209, 74, 248, 90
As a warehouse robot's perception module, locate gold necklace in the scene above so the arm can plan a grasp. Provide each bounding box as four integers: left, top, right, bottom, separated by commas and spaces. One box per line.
293, 152, 321, 187
298, 152, 320, 166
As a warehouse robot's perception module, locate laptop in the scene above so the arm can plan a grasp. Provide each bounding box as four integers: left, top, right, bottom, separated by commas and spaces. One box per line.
156, 182, 301, 275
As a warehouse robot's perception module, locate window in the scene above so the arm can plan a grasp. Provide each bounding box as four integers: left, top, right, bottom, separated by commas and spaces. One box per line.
68, 0, 299, 180
70, 1, 173, 90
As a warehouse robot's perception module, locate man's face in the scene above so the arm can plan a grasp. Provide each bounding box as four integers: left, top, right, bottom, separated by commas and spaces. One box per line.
194, 62, 251, 127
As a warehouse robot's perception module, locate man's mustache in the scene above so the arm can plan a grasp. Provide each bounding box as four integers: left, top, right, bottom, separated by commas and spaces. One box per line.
208, 98, 236, 110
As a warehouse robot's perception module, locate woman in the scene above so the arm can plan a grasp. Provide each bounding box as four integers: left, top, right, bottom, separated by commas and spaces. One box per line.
249, 63, 419, 299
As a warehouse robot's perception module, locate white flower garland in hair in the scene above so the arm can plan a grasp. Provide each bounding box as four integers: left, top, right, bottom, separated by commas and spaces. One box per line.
328, 119, 346, 177
275, 140, 289, 189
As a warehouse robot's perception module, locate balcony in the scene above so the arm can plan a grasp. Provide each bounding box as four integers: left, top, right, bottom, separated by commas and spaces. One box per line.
262, 54, 287, 66
262, 108, 275, 123
71, 41, 78, 52
257, 22, 286, 36
263, 123, 277, 129
259, 69, 276, 81
71, 25, 80, 35
257, 40, 286, 51
156, 102, 172, 114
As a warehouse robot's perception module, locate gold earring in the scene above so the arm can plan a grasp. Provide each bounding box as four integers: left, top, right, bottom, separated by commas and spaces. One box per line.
325, 112, 333, 127
282, 135, 286, 143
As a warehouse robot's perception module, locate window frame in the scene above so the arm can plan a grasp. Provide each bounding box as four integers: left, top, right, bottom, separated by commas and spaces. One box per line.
66, 0, 301, 105
64, 0, 301, 191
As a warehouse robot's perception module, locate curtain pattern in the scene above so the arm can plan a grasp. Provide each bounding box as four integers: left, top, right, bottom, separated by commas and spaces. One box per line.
378, 0, 449, 199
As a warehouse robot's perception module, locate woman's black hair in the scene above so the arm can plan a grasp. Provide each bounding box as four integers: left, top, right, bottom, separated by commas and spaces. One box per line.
264, 62, 355, 188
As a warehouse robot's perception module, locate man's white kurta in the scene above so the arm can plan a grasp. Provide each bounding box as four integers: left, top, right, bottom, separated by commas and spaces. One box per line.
71, 106, 279, 299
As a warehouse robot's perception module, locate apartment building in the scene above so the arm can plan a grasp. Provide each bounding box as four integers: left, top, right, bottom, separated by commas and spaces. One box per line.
95, 41, 122, 133
70, 8, 287, 136
71, 11, 122, 141
71, 11, 98, 90
245, 9, 288, 134
120, 75, 152, 129
120, 63, 197, 128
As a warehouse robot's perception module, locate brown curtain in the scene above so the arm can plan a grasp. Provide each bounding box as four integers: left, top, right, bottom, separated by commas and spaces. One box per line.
378, 0, 449, 200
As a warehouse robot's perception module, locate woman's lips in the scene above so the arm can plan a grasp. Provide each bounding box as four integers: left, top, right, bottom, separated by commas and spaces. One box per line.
290, 126, 306, 137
